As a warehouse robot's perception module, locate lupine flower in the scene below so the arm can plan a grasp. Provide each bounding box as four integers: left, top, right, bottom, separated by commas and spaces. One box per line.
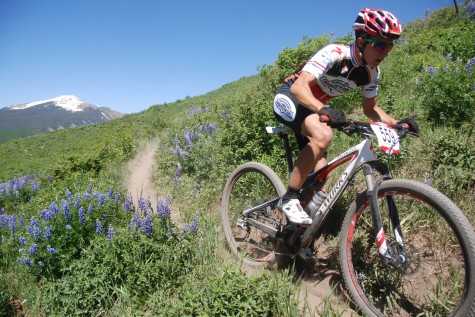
114, 193, 121, 204
44, 226, 52, 239
157, 197, 171, 221
465, 58, 475, 72
62, 200, 71, 222
8, 215, 16, 237
82, 193, 92, 201
19, 215, 24, 227
97, 193, 106, 207
427, 66, 436, 75
23, 257, 32, 267
65, 225, 72, 231
31, 181, 41, 192
130, 212, 141, 230
107, 188, 114, 199
95, 219, 102, 234
87, 184, 93, 193
47, 245, 56, 253
141, 213, 153, 234
0, 214, 7, 228
107, 225, 115, 240
32, 226, 41, 241
74, 195, 81, 209
78, 207, 85, 224
38, 261, 44, 267
65, 188, 73, 200
49, 202, 59, 216
138, 196, 151, 212
19, 236, 27, 245
29, 243, 39, 256
171, 145, 189, 160
123, 194, 133, 212
48, 176, 53, 184
182, 215, 199, 234
423, 177, 433, 187
87, 204, 93, 213
221, 110, 229, 118
40, 209, 53, 221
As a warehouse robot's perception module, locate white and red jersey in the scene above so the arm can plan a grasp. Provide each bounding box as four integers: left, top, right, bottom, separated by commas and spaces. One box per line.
285, 43, 380, 103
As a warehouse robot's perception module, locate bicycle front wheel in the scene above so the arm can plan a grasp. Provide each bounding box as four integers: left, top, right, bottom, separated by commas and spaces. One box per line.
221, 162, 286, 267
339, 179, 475, 317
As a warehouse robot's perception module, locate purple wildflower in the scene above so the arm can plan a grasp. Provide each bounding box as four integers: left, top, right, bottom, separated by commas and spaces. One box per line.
130, 212, 141, 230
87, 184, 93, 193
465, 58, 475, 72
138, 196, 151, 212
29, 243, 39, 256
141, 213, 153, 234
123, 194, 133, 212
182, 215, 199, 234
82, 193, 92, 201
107, 225, 115, 240
23, 257, 33, 267
47, 245, 56, 253
48, 176, 53, 184
49, 202, 59, 215
31, 181, 41, 192
19, 236, 27, 245
65, 225, 72, 231
87, 204, 93, 213
114, 193, 121, 204
38, 261, 44, 267
8, 215, 16, 237
95, 219, 102, 234
40, 209, 53, 221
107, 188, 114, 199
427, 66, 436, 75
65, 188, 73, 200
97, 193, 106, 207
74, 195, 81, 209
32, 226, 41, 240
44, 226, 52, 239
78, 207, 85, 224
62, 200, 71, 222
157, 197, 171, 221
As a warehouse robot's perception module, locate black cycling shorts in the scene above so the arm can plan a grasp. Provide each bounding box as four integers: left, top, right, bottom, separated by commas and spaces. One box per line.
273, 82, 314, 134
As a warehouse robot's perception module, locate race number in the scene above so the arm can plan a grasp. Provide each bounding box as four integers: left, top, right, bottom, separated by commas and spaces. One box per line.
370, 121, 400, 155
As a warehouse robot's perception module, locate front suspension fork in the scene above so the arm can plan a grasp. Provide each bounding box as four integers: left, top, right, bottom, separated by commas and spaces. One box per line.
363, 164, 406, 266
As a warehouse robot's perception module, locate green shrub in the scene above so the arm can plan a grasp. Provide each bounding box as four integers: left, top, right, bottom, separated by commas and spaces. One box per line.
418, 60, 475, 126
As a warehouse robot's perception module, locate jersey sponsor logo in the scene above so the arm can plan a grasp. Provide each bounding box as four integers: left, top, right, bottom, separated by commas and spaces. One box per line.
331, 46, 344, 55
274, 94, 296, 121
319, 77, 353, 94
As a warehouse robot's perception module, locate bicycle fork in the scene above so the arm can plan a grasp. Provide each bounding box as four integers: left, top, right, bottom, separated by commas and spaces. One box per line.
364, 164, 408, 267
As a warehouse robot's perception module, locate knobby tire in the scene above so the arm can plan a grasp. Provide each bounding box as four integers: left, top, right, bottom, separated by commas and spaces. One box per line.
339, 179, 475, 317
221, 162, 286, 267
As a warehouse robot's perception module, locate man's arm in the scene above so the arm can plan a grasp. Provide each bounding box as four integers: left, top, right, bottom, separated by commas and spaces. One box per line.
290, 71, 325, 113
362, 97, 398, 125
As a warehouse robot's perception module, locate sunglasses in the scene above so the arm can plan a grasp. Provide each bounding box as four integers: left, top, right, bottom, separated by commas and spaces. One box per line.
364, 38, 394, 51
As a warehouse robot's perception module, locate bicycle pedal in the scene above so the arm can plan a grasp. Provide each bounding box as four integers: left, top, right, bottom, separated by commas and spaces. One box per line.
297, 247, 316, 261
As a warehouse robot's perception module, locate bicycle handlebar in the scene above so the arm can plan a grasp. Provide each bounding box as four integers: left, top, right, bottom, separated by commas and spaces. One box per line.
319, 115, 417, 137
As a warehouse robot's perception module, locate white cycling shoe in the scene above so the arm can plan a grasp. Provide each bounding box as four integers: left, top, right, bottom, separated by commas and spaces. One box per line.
278, 198, 312, 225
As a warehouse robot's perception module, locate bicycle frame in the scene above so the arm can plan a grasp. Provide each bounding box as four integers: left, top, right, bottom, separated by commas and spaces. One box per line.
265, 125, 401, 264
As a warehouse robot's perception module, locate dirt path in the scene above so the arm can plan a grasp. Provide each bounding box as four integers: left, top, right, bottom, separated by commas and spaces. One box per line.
124, 139, 354, 316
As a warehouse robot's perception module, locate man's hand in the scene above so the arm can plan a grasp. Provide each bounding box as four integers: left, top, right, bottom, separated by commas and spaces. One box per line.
397, 117, 420, 135
318, 107, 347, 127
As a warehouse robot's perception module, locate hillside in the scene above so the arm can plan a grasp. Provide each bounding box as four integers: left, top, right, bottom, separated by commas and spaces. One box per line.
1, 5, 474, 316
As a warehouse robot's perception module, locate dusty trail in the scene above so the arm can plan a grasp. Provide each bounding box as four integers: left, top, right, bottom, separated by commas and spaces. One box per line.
124, 139, 354, 316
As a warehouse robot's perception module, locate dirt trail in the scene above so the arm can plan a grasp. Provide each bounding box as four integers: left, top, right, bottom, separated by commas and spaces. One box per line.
124, 139, 354, 316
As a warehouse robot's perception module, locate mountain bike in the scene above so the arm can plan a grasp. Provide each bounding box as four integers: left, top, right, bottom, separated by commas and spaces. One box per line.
220, 118, 475, 316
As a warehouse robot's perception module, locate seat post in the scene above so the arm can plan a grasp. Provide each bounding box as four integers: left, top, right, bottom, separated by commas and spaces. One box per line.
279, 132, 294, 176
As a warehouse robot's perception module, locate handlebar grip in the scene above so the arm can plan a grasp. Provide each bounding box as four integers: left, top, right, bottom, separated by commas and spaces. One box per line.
319, 115, 330, 123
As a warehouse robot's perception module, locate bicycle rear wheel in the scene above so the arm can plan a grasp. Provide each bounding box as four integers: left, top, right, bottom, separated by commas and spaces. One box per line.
339, 179, 475, 317
221, 162, 286, 267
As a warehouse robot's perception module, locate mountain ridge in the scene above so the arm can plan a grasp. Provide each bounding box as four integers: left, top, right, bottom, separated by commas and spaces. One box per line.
0, 95, 124, 141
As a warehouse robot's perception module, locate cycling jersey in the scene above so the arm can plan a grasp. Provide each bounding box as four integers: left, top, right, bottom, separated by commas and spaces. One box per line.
284, 43, 380, 102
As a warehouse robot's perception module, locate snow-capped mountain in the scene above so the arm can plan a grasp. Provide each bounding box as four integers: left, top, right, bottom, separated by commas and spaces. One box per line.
0, 95, 125, 136
9, 95, 89, 112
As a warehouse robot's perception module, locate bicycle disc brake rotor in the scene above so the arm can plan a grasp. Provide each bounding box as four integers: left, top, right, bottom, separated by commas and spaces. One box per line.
388, 240, 421, 275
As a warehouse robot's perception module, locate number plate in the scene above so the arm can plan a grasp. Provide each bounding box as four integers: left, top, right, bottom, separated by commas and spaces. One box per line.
370, 121, 400, 155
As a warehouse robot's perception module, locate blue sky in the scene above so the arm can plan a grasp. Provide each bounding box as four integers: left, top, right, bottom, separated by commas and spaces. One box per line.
1, 0, 450, 114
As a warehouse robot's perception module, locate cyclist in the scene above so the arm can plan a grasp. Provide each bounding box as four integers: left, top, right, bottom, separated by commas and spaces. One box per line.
273, 8, 419, 225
